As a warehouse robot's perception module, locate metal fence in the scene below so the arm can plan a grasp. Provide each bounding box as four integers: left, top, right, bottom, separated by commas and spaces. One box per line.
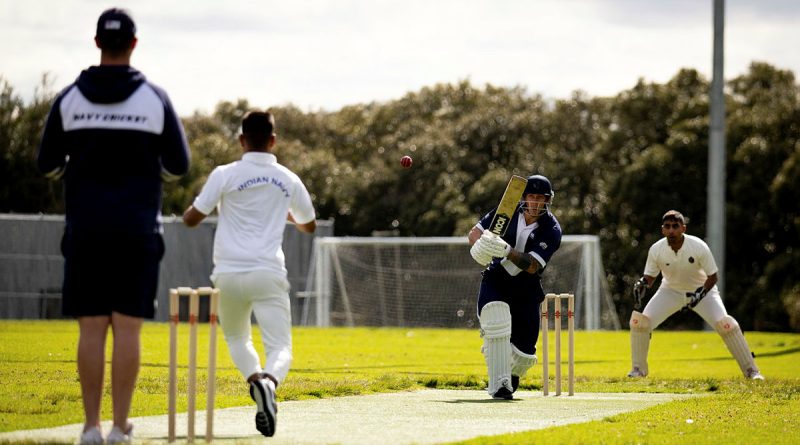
0, 214, 333, 323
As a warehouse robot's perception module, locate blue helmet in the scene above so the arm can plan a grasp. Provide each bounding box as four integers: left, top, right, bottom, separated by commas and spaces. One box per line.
521, 175, 554, 216
524, 175, 553, 198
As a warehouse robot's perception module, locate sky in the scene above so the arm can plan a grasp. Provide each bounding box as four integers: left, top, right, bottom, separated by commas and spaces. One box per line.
2, 0, 800, 116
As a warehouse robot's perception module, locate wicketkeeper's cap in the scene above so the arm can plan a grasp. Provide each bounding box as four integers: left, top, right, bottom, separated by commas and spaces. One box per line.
95, 8, 136, 50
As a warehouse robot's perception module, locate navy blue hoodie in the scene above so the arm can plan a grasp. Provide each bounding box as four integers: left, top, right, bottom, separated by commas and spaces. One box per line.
38, 65, 190, 234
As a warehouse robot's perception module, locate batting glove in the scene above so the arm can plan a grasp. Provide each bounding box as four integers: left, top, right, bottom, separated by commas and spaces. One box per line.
469, 238, 493, 266
481, 231, 512, 258
686, 286, 708, 308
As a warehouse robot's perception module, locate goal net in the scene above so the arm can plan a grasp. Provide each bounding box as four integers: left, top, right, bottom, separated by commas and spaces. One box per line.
297, 236, 621, 330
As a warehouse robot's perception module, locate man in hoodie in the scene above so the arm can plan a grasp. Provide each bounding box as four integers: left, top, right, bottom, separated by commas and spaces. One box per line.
37, 8, 190, 444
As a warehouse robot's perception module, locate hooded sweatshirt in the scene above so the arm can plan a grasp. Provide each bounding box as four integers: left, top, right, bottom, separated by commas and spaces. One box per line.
38, 65, 190, 234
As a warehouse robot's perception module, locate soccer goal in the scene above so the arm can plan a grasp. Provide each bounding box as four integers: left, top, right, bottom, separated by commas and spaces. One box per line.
297, 236, 621, 330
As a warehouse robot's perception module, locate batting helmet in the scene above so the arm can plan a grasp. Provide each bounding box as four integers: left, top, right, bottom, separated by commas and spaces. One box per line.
524, 175, 554, 198
521, 175, 554, 216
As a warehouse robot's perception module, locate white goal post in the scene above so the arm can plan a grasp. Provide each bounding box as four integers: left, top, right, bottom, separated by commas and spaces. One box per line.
297, 236, 621, 330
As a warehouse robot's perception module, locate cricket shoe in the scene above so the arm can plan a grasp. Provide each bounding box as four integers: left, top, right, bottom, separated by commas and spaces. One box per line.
250, 378, 278, 437
492, 377, 514, 400
106, 424, 133, 444
627, 367, 647, 378
492, 387, 514, 400
511, 375, 520, 393
746, 369, 765, 380
79, 426, 103, 445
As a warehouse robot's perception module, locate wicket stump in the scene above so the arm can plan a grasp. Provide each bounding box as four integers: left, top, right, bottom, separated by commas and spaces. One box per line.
540, 293, 575, 396
168, 287, 220, 443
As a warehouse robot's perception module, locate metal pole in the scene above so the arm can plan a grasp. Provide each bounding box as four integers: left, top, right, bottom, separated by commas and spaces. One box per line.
708, 0, 726, 297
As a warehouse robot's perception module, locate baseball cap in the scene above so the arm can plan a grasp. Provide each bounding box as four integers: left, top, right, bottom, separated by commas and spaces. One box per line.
95, 8, 136, 50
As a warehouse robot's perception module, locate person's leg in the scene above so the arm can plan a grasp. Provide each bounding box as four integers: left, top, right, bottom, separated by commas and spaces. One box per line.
475, 275, 513, 399
215, 273, 263, 379
109, 312, 143, 432
627, 287, 684, 377
77, 316, 111, 432
693, 291, 763, 379
102, 233, 161, 441
509, 289, 540, 391
250, 274, 293, 385
246, 271, 287, 437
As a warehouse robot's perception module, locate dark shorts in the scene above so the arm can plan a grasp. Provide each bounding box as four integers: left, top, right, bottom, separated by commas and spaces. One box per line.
61, 231, 165, 318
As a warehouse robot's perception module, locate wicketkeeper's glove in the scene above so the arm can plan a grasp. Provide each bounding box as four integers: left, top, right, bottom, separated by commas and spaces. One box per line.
685, 286, 708, 309
633, 277, 648, 309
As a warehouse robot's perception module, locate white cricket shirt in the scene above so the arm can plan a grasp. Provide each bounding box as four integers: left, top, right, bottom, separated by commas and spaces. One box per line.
643, 234, 718, 293
192, 152, 315, 275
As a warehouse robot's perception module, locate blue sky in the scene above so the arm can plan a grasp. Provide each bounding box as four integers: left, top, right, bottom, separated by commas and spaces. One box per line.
2, 0, 799, 116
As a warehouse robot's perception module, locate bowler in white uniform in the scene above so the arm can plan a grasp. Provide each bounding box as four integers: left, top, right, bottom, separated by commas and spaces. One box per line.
628, 210, 764, 380
183, 111, 317, 437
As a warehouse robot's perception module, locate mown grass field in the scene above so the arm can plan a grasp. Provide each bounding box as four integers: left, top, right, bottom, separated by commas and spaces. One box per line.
0, 320, 798, 444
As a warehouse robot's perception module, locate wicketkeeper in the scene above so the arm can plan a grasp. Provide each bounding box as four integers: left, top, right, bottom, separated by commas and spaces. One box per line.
628, 210, 764, 380
468, 175, 563, 399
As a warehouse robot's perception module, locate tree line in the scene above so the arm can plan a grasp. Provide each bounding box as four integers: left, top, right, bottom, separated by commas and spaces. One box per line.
1, 62, 798, 331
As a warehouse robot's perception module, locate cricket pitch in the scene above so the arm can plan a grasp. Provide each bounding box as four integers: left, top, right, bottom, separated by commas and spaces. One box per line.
0, 390, 695, 444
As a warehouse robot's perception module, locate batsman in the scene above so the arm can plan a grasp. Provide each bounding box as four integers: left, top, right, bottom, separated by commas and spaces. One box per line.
628, 210, 764, 380
468, 175, 562, 399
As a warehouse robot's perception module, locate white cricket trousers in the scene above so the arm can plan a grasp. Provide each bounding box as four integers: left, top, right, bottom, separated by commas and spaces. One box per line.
212, 269, 293, 385
644, 286, 728, 329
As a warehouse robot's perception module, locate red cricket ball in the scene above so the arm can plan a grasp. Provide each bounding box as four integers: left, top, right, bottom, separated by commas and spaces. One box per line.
400, 155, 413, 168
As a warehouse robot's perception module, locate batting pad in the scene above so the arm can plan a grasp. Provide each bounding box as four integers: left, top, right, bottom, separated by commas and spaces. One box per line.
715, 315, 759, 378
510, 344, 537, 378
480, 301, 513, 395
629, 311, 651, 376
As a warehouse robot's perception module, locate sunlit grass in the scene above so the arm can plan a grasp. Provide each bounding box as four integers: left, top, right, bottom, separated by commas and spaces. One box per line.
0, 321, 798, 444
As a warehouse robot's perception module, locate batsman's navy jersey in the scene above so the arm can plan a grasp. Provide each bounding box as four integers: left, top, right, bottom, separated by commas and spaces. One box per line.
38, 65, 190, 234
476, 205, 562, 291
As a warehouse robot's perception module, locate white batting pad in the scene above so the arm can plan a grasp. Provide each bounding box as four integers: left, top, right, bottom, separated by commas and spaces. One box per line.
715, 316, 760, 378
510, 344, 537, 378
480, 301, 513, 395
629, 311, 651, 376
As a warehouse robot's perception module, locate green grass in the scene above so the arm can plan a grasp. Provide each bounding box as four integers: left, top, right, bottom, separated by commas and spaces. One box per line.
0, 321, 798, 444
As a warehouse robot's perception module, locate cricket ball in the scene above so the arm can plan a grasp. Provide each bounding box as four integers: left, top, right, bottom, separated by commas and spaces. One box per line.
400, 155, 413, 168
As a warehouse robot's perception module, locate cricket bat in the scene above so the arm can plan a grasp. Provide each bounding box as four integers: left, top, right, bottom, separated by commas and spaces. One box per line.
488, 175, 527, 236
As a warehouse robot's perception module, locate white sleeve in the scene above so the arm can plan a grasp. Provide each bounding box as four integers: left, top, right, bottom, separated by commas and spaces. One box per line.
192, 168, 225, 215
643, 244, 660, 277
288, 178, 316, 224
698, 240, 719, 276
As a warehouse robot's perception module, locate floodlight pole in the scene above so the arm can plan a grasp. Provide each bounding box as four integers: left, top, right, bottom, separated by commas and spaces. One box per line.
708, 0, 726, 297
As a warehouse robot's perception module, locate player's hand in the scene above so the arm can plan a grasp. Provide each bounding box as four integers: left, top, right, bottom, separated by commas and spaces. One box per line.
633, 277, 648, 308
481, 231, 511, 258
686, 286, 708, 308
470, 238, 493, 266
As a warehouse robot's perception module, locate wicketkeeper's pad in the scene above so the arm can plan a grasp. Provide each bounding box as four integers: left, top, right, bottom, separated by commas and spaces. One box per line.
715, 315, 760, 378
629, 310, 651, 376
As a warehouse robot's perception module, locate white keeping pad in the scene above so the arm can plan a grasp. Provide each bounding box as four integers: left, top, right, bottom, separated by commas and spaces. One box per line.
629, 311, 651, 375
715, 315, 759, 377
